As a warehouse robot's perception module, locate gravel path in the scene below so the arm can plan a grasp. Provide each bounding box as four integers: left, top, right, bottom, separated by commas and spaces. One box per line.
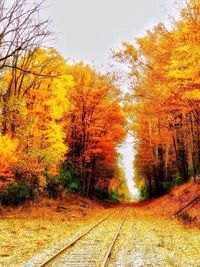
45, 209, 126, 267
107, 209, 200, 267
7, 206, 200, 267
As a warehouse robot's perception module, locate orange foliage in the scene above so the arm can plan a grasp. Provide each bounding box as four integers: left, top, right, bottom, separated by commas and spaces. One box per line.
114, 0, 200, 197
64, 63, 126, 195
0, 135, 18, 188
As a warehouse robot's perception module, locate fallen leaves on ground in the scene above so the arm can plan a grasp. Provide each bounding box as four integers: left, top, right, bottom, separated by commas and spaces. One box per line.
0, 183, 199, 267
0, 194, 111, 266
108, 208, 200, 267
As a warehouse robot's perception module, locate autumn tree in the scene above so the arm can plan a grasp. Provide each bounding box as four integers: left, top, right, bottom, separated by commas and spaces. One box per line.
0, 1, 72, 189
108, 161, 130, 201
64, 63, 126, 196
0, 48, 72, 188
0, 0, 55, 190
0, 0, 50, 73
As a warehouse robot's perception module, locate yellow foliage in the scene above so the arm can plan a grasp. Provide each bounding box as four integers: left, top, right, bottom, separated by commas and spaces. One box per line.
184, 90, 200, 100
0, 48, 71, 183
0, 135, 18, 187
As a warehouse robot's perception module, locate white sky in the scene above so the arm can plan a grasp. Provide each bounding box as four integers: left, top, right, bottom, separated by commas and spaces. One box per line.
44, 0, 179, 197
47, 0, 178, 65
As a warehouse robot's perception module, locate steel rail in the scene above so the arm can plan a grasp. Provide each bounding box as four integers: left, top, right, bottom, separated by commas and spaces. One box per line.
101, 208, 129, 267
39, 207, 120, 267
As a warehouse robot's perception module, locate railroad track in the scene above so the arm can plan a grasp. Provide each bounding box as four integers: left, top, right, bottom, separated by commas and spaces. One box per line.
39, 207, 129, 267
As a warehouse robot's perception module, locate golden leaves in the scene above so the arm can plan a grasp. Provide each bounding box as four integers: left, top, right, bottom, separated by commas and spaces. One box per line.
0, 135, 18, 186
113, 0, 200, 196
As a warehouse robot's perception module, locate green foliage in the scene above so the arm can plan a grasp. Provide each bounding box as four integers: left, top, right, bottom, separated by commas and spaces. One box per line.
172, 172, 183, 186
139, 186, 150, 201
94, 189, 108, 200
161, 181, 172, 192
58, 161, 81, 192
67, 181, 81, 192
45, 161, 81, 198
108, 189, 120, 203
188, 165, 193, 177
95, 187, 120, 202
45, 175, 62, 198
162, 173, 184, 193
0, 182, 34, 206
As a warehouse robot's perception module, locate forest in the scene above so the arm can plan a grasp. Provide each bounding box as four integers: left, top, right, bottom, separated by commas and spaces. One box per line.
114, 0, 200, 199
0, 0, 129, 205
0, 0, 199, 205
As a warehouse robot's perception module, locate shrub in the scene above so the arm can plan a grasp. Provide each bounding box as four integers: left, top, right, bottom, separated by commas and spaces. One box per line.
188, 165, 193, 177
0, 182, 34, 206
93, 187, 109, 199
67, 181, 80, 192
162, 172, 183, 193
172, 172, 183, 186
45, 175, 63, 198
58, 161, 81, 192
45, 161, 81, 197
162, 180, 172, 192
139, 186, 150, 201
108, 189, 120, 203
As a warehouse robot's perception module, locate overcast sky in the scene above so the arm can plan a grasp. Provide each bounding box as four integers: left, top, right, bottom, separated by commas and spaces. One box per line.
43, 0, 179, 197
47, 0, 178, 66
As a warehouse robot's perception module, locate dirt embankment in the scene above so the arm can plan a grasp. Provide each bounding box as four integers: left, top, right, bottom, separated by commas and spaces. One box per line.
133, 181, 200, 228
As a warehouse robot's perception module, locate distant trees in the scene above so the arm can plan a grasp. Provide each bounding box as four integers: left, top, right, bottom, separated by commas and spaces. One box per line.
114, 0, 200, 197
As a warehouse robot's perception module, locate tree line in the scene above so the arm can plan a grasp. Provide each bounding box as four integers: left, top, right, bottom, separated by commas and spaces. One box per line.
114, 0, 200, 198
1, 0, 198, 204
0, 0, 129, 204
